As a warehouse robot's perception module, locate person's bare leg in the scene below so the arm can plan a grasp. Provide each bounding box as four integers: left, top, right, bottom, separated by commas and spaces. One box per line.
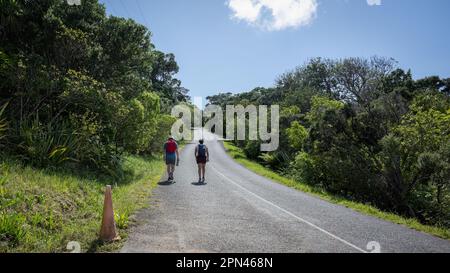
166, 165, 171, 179
198, 164, 202, 181
202, 164, 206, 180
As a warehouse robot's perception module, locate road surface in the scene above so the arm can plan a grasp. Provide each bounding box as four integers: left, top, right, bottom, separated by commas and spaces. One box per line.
121, 131, 450, 253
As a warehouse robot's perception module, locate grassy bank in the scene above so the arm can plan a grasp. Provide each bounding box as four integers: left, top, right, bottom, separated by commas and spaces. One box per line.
0, 155, 165, 253
223, 142, 450, 240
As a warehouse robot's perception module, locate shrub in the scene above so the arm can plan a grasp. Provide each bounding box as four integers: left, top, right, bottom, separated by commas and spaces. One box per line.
243, 140, 262, 160
17, 118, 77, 168
148, 114, 177, 154
286, 121, 308, 151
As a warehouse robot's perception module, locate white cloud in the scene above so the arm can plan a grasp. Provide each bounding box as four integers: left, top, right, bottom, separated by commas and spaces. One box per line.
227, 0, 318, 31
367, 0, 382, 6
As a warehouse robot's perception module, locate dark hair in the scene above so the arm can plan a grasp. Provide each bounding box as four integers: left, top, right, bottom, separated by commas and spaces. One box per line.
199, 139, 204, 144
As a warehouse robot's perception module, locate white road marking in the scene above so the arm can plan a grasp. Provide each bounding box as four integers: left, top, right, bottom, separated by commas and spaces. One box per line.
211, 165, 368, 253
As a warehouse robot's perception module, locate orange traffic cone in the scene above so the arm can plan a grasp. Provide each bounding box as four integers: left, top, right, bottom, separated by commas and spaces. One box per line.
99, 185, 121, 242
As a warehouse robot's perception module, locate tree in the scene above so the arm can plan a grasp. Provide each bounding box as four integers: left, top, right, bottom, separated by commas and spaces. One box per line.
150, 51, 189, 106
286, 121, 308, 152
333, 56, 396, 106
0, 0, 186, 176
380, 92, 450, 221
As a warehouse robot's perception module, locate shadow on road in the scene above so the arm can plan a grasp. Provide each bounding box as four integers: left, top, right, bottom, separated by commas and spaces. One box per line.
158, 181, 176, 186
191, 182, 207, 186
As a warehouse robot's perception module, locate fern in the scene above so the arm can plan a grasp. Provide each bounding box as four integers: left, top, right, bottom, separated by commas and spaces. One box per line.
18, 118, 77, 168
0, 103, 8, 143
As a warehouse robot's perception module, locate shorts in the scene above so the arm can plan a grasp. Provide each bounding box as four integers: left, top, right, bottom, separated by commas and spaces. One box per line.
165, 153, 176, 165
196, 156, 207, 164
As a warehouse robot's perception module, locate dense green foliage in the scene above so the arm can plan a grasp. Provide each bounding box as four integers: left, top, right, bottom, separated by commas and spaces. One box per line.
0, 0, 188, 176
208, 57, 450, 227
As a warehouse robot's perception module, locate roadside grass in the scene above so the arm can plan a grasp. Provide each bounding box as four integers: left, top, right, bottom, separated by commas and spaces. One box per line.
0, 155, 165, 253
223, 141, 450, 240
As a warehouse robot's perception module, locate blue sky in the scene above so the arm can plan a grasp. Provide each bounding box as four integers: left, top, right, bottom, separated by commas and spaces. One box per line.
99, 0, 450, 100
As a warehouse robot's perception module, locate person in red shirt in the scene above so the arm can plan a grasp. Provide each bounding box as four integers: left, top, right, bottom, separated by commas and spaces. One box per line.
164, 136, 180, 182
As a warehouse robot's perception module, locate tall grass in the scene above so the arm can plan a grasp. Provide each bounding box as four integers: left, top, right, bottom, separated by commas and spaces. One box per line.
0, 155, 165, 253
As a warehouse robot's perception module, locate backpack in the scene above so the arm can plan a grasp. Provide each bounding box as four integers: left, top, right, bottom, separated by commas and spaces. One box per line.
165, 140, 177, 153
197, 144, 206, 157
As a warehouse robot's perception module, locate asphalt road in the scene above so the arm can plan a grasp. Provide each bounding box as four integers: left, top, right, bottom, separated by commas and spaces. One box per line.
121, 131, 450, 253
